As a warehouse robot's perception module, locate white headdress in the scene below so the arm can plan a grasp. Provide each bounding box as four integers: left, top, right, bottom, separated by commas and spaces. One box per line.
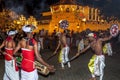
88, 33, 97, 38
88, 33, 94, 37
7, 30, 18, 36
22, 25, 36, 33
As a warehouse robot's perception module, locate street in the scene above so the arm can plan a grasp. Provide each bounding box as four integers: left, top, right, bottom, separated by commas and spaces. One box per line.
0, 42, 120, 80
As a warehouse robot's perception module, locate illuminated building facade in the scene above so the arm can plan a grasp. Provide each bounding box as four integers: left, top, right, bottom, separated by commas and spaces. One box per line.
38, 0, 110, 33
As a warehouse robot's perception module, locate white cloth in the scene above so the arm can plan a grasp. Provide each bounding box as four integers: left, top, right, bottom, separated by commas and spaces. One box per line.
59, 46, 71, 68
22, 25, 32, 33
3, 60, 19, 80
21, 69, 38, 80
39, 37, 44, 49
88, 33, 94, 37
78, 39, 84, 52
38, 42, 41, 52
106, 43, 112, 56
61, 46, 69, 63
94, 55, 105, 76
7, 30, 17, 36
94, 55, 105, 79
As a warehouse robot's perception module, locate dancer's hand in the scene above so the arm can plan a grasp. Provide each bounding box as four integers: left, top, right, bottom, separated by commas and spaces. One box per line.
76, 52, 80, 56
53, 51, 57, 54
47, 65, 56, 72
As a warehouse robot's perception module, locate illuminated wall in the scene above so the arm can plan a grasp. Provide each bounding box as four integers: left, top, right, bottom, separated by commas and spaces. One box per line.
37, 4, 119, 34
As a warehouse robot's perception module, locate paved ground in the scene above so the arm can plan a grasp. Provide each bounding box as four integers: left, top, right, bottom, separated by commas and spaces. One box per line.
0, 42, 120, 80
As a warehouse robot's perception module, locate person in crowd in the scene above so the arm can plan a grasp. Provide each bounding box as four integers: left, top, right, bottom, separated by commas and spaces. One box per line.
13, 25, 55, 80
53, 30, 71, 69
0, 29, 19, 80
72, 32, 113, 80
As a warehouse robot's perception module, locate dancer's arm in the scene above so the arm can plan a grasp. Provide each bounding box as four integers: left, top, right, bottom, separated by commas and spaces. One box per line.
0, 41, 5, 54
76, 44, 91, 56
101, 35, 112, 42
68, 44, 91, 62
0, 40, 5, 49
13, 41, 21, 56
34, 42, 55, 72
53, 41, 61, 54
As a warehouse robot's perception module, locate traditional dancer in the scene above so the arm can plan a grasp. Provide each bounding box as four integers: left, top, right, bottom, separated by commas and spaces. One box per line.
53, 31, 71, 69
72, 32, 113, 80
0, 30, 19, 80
13, 25, 55, 80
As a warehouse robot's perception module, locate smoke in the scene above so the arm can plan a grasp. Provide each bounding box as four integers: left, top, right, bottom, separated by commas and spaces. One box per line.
4, 0, 26, 17
2, 0, 120, 19
33, 0, 47, 19
40, 0, 46, 12
3, 0, 48, 19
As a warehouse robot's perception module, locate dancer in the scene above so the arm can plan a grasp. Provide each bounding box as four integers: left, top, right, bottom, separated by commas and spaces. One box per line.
72, 32, 112, 80
0, 30, 19, 80
53, 31, 71, 69
13, 25, 55, 80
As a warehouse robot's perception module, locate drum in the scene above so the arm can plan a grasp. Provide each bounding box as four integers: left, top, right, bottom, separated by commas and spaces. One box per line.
35, 61, 49, 75
16, 57, 50, 75
110, 24, 119, 37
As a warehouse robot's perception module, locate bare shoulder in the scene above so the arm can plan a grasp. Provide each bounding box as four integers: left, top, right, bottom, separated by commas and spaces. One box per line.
2, 40, 6, 44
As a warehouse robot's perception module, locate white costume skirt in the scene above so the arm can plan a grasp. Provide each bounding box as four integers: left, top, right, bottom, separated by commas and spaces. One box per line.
21, 69, 38, 80
3, 60, 19, 80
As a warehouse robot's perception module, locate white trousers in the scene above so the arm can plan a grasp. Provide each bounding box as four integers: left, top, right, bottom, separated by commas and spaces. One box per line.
94, 55, 105, 80
21, 69, 38, 80
59, 46, 71, 68
3, 60, 19, 80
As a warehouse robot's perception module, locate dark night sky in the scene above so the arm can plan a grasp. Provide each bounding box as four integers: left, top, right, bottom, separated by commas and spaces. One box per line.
0, 0, 120, 19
